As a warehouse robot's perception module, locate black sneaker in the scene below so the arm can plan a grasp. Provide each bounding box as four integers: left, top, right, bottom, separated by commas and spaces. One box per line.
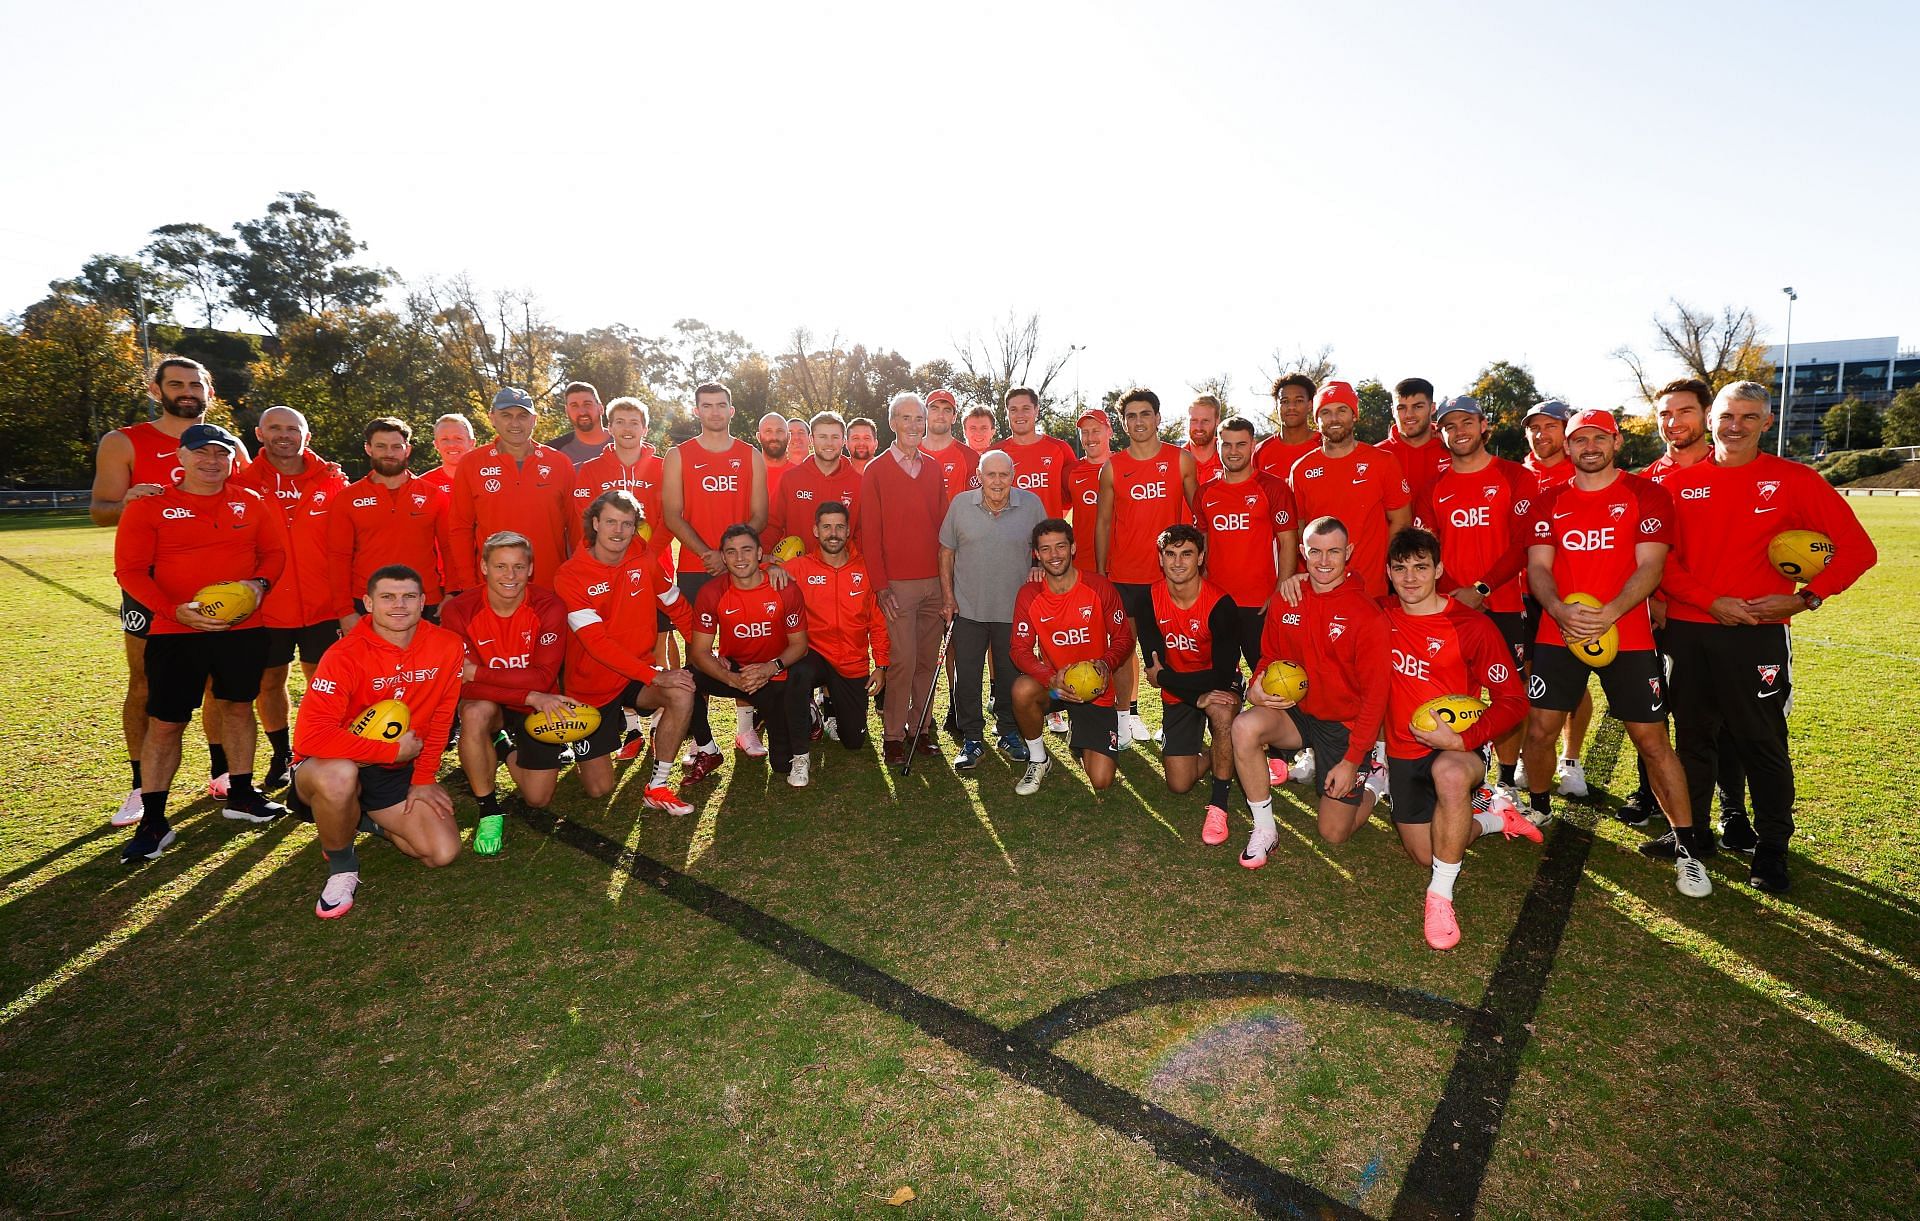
224, 792, 289, 824
1749, 845, 1791, 893
1614, 792, 1660, 827
261, 755, 292, 789
1718, 811, 1758, 852
121, 823, 176, 863
1639, 827, 1718, 861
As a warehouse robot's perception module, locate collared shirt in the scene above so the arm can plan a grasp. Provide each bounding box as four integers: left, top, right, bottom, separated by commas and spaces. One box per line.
938, 486, 1045, 623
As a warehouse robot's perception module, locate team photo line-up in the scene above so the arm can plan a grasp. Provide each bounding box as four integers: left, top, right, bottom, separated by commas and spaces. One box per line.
94, 357, 1878, 950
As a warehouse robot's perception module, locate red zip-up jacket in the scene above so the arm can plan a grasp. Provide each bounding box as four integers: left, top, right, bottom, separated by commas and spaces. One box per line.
447, 441, 577, 590
1257, 576, 1388, 764
329, 472, 452, 615
232, 451, 349, 628
293, 617, 465, 785
554, 541, 693, 706
786, 552, 891, 677
1660, 452, 1878, 622
115, 481, 288, 634
766, 456, 864, 554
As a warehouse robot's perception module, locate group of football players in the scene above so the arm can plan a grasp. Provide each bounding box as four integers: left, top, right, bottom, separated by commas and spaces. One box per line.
93, 357, 1876, 947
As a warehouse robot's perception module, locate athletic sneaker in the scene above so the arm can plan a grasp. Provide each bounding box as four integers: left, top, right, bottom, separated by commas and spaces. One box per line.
954, 739, 985, 771
1674, 849, 1713, 898
682, 748, 724, 784
262, 755, 291, 789
474, 813, 505, 856
641, 786, 693, 816
1639, 828, 1718, 861
787, 754, 811, 788
206, 772, 231, 800
1290, 750, 1316, 789
1266, 757, 1290, 787
120, 824, 175, 864
1045, 711, 1069, 734
1718, 811, 1759, 852
1613, 792, 1659, 827
1014, 756, 1052, 796
616, 730, 645, 762
111, 790, 143, 828
1201, 804, 1230, 846
1494, 798, 1545, 844
995, 731, 1029, 762
1116, 714, 1133, 751
1512, 756, 1529, 791
1471, 785, 1493, 815
822, 715, 840, 742
223, 793, 288, 824
1363, 762, 1390, 806
1423, 892, 1461, 950
735, 724, 768, 758
1239, 824, 1278, 870
1749, 845, 1790, 893
315, 871, 359, 919
1555, 758, 1589, 798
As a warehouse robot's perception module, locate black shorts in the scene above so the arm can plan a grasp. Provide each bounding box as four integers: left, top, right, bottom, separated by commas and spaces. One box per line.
143, 629, 270, 721
1162, 699, 1209, 756
288, 757, 412, 820
266, 620, 341, 667
1386, 750, 1486, 825
1284, 707, 1364, 806
1114, 581, 1155, 644
1048, 697, 1119, 758
501, 689, 633, 770
1486, 610, 1530, 667
121, 591, 155, 638
1529, 645, 1667, 723
676, 569, 714, 603
657, 609, 673, 634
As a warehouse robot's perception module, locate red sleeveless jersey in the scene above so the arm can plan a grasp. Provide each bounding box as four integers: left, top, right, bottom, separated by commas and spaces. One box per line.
1105, 443, 1190, 583
1150, 579, 1229, 704
676, 437, 757, 561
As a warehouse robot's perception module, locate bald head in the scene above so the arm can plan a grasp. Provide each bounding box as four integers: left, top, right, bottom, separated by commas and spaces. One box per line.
256, 404, 310, 462
756, 410, 790, 460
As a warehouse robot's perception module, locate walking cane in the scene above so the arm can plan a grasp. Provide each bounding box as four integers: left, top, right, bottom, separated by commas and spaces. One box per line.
901, 619, 955, 777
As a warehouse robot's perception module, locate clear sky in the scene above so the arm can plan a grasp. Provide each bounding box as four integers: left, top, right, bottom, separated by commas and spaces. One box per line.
4, 0, 1914, 415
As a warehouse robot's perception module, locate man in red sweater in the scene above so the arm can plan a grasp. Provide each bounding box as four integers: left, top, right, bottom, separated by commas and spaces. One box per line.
1230, 516, 1389, 867
447, 387, 577, 593
784, 501, 891, 774
1659, 380, 1878, 893
114, 423, 290, 862
858, 392, 949, 763
292, 565, 466, 919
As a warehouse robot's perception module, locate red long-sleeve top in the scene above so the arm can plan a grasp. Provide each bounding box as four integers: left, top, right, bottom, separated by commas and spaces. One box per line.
447, 441, 577, 590
115, 482, 288, 634
1384, 599, 1526, 760
858, 447, 946, 589
438, 585, 569, 711
293, 618, 466, 786
231, 451, 349, 628
329, 472, 452, 615
1257, 577, 1389, 764
554, 541, 693, 706
786, 552, 891, 677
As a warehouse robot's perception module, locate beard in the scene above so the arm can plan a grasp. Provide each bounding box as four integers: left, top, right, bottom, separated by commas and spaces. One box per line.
160, 391, 206, 420
762, 436, 788, 460
371, 455, 410, 477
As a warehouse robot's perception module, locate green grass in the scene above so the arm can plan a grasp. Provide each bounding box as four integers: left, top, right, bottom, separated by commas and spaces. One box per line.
2, 504, 1916, 1217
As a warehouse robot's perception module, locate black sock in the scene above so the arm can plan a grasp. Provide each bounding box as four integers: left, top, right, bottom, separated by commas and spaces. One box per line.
130, 759, 142, 789
1498, 762, 1515, 786
356, 813, 386, 838
324, 844, 360, 875
208, 743, 229, 779
1529, 789, 1552, 820
140, 790, 169, 833
1209, 776, 1231, 807
478, 791, 500, 815
229, 773, 256, 805
1128, 701, 1139, 715
266, 727, 290, 758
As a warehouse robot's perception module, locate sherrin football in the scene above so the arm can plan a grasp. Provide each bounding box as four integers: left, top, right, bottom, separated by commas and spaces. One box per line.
771, 535, 806, 563
193, 580, 259, 624
1059, 661, 1107, 702
1767, 529, 1833, 581
350, 698, 411, 742
1412, 693, 1488, 734
1562, 592, 1618, 668
1259, 659, 1309, 703
523, 701, 602, 745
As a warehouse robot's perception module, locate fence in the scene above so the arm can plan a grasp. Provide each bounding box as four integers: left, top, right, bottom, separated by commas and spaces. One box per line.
0, 489, 90, 511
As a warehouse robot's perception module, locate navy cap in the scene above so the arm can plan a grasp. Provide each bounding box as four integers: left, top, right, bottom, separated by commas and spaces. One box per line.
1437, 395, 1483, 419
179, 423, 240, 452
1524, 399, 1572, 422
491, 387, 535, 412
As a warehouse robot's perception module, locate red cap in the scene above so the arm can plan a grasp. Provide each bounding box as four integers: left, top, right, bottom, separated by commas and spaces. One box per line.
925, 388, 957, 409
1076, 406, 1110, 426
1314, 380, 1359, 413
1568, 408, 1619, 436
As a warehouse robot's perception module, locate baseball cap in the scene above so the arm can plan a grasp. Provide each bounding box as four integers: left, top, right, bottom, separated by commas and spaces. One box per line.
1076, 406, 1110, 427
1524, 399, 1572, 423
179, 423, 240, 452
925, 388, 957, 409
1314, 380, 1360, 413
491, 387, 535, 412
1568, 408, 1620, 436
1436, 395, 1483, 419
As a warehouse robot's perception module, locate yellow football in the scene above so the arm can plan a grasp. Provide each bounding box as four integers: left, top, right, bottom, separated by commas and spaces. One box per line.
193, 580, 259, 624
1767, 529, 1833, 582
771, 535, 806, 562
1059, 660, 1106, 702
523, 701, 603, 745
1563, 591, 1618, 668
349, 698, 411, 743
637, 520, 654, 543
1412, 693, 1488, 734
1260, 659, 1309, 703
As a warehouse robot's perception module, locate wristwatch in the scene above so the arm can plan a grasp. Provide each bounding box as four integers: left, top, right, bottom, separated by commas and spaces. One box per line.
1798, 590, 1823, 612
771, 658, 785, 675
1472, 581, 1492, 598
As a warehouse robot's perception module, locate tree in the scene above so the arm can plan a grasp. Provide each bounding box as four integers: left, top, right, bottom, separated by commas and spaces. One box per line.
1821, 399, 1881, 452
1613, 299, 1774, 403
217, 191, 387, 330
0, 301, 149, 486
1354, 378, 1392, 443
776, 327, 852, 417
46, 254, 183, 323
1468, 360, 1543, 460
1618, 412, 1664, 469
143, 223, 233, 328
668, 318, 759, 399
954, 311, 1078, 427
407, 277, 566, 417
1883, 386, 1920, 448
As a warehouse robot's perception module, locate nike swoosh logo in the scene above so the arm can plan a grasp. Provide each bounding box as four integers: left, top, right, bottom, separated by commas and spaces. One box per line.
1754, 507, 1779, 514
476, 638, 493, 646
1759, 689, 1781, 698
1351, 478, 1369, 486
1553, 512, 1575, 521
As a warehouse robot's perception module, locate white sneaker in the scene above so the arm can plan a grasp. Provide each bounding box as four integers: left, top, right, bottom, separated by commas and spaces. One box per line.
1290, 750, 1316, 788
1555, 758, 1589, 798
1116, 714, 1133, 750
316, 870, 359, 919
1240, 824, 1279, 869
111, 789, 143, 828
787, 754, 810, 788
1015, 756, 1052, 796
735, 724, 768, 758
1045, 711, 1069, 734
1674, 849, 1713, 899
206, 772, 230, 800
1513, 756, 1530, 791
1486, 786, 1520, 820
823, 715, 839, 742
1364, 762, 1390, 805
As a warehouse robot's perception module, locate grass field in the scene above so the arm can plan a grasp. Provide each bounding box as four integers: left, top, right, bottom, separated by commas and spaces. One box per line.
1, 504, 1916, 1218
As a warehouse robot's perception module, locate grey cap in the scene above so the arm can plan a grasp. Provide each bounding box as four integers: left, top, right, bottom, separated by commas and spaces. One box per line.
1437, 395, 1483, 419
1524, 398, 1571, 422
491, 387, 535, 412
179, 422, 240, 452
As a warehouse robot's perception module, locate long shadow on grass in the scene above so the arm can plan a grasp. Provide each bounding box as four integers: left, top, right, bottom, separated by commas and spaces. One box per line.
0, 824, 120, 890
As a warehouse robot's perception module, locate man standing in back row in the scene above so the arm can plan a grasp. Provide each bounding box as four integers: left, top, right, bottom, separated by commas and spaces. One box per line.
1256, 373, 1320, 480
1000, 386, 1078, 518
860, 393, 949, 764
552, 381, 611, 468
1381, 377, 1448, 505
1287, 380, 1410, 601
448, 388, 577, 593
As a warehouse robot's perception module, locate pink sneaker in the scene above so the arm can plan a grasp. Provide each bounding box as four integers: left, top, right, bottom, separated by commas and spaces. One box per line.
1201, 804, 1230, 846
1495, 796, 1544, 844
1424, 892, 1461, 950
735, 725, 768, 758
1266, 758, 1290, 787
206, 772, 231, 800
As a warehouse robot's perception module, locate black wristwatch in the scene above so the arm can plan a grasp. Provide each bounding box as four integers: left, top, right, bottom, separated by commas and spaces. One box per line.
771, 658, 785, 675
1798, 590, 1823, 612
1472, 581, 1492, 598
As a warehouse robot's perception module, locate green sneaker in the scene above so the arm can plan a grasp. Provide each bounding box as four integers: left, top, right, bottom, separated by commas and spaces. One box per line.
474, 812, 505, 856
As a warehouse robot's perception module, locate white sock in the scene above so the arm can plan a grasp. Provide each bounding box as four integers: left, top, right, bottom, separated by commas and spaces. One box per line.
695, 738, 716, 754
740, 707, 756, 735
1250, 797, 1276, 835
1428, 857, 1462, 901
650, 761, 672, 788
1025, 737, 1045, 760
1473, 811, 1504, 837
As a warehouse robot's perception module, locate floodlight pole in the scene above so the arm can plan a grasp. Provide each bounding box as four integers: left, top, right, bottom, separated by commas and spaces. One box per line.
1777, 287, 1797, 456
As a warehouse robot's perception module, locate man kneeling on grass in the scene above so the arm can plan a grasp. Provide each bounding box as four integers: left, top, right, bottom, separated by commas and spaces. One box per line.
1382, 528, 1540, 950
291, 565, 465, 919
